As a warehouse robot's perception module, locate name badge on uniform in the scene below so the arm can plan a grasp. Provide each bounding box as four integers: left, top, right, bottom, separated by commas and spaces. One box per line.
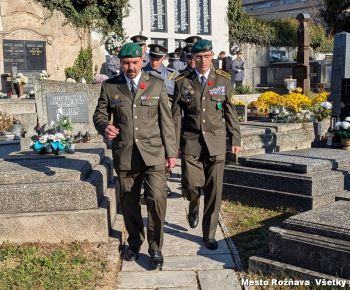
209, 86, 226, 96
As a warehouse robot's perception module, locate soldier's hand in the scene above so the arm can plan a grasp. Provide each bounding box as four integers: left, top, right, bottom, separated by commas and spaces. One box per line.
166, 157, 177, 169
231, 146, 241, 155
105, 125, 119, 141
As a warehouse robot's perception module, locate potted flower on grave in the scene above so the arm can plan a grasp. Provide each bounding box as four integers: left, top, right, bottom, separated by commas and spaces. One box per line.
30, 111, 75, 155
335, 119, 350, 150
0, 110, 15, 140
14, 73, 28, 97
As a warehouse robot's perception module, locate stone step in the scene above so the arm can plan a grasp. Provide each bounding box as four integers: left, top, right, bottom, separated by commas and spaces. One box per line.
0, 202, 109, 244
224, 164, 344, 196
122, 254, 235, 272
117, 271, 197, 289
269, 226, 350, 279
223, 183, 335, 210
0, 162, 109, 214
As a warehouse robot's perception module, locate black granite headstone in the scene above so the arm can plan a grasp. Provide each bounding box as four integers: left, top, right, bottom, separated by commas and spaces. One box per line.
46, 92, 89, 124
341, 78, 350, 119
2, 40, 47, 92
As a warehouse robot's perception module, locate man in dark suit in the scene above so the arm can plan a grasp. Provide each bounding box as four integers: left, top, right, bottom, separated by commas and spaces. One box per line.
93, 43, 177, 269
172, 39, 241, 250
212, 51, 232, 73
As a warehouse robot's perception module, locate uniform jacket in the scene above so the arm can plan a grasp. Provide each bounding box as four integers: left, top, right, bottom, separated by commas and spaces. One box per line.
106, 55, 121, 78
168, 60, 187, 72
144, 63, 179, 96
172, 69, 241, 157
212, 57, 232, 73
93, 71, 177, 171
231, 58, 244, 81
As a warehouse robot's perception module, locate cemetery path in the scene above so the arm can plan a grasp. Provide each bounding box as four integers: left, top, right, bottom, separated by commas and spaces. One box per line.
114, 160, 242, 290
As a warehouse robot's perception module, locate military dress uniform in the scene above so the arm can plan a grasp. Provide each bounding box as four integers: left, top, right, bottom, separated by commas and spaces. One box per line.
93, 44, 177, 256
144, 62, 178, 96
130, 34, 150, 67
231, 52, 244, 87
168, 52, 187, 72
172, 41, 241, 244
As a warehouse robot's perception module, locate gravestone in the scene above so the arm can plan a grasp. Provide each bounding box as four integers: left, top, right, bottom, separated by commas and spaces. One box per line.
224, 148, 350, 210
294, 13, 310, 95
234, 104, 247, 122
329, 32, 350, 117
250, 201, 350, 281
34, 80, 101, 135
20, 79, 102, 150
2, 40, 47, 92
341, 78, 350, 117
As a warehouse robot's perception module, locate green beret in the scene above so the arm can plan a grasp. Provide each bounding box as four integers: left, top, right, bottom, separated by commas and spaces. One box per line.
191, 39, 213, 54
118, 43, 142, 58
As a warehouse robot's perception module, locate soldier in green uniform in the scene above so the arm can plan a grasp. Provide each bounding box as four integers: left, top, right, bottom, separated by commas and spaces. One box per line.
172, 39, 241, 250
144, 44, 179, 196
93, 43, 177, 268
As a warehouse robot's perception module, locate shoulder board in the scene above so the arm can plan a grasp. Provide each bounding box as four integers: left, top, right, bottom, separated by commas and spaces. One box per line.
147, 71, 164, 80
175, 71, 190, 82
216, 69, 231, 79
168, 71, 178, 80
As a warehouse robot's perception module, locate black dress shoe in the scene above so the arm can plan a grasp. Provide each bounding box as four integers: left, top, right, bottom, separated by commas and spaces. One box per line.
124, 246, 140, 261
188, 199, 199, 229
167, 185, 172, 196
188, 212, 199, 228
149, 250, 164, 269
203, 238, 218, 250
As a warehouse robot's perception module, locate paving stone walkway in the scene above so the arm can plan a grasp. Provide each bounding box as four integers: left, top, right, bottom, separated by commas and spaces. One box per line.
115, 162, 243, 290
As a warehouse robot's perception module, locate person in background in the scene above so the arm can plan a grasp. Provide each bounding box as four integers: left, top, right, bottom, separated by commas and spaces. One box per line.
106, 46, 122, 78
180, 45, 196, 74
144, 44, 179, 196
93, 43, 177, 269
212, 51, 232, 74
130, 35, 149, 67
168, 51, 187, 72
231, 50, 245, 88
172, 39, 241, 250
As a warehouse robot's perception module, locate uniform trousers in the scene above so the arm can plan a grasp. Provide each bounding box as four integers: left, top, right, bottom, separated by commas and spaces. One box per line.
117, 164, 167, 251
181, 148, 225, 240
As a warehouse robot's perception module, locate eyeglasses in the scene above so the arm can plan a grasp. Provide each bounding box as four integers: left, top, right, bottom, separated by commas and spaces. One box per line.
194, 53, 212, 60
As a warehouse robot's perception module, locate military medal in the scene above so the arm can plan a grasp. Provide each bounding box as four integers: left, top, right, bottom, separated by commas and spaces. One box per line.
217, 102, 223, 110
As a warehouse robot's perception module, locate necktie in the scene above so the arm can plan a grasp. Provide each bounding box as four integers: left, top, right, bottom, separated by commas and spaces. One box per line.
130, 80, 137, 96
200, 76, 206, 89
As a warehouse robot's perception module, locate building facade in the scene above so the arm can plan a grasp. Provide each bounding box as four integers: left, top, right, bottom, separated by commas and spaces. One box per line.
242, 0, 324, 20
123, 0, 230, 55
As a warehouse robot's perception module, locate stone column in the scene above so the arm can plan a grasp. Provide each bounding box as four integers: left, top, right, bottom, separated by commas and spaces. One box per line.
294, 13, 311, 95
329, 32, 350, 117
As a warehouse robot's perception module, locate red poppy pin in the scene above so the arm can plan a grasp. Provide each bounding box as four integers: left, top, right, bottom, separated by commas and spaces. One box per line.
139, 82, 146, 89
207, 80, 214, 86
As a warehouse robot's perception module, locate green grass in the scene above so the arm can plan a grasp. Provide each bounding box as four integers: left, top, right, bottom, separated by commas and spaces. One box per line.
0, 242, 110, 290
221, 200, 297, 270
